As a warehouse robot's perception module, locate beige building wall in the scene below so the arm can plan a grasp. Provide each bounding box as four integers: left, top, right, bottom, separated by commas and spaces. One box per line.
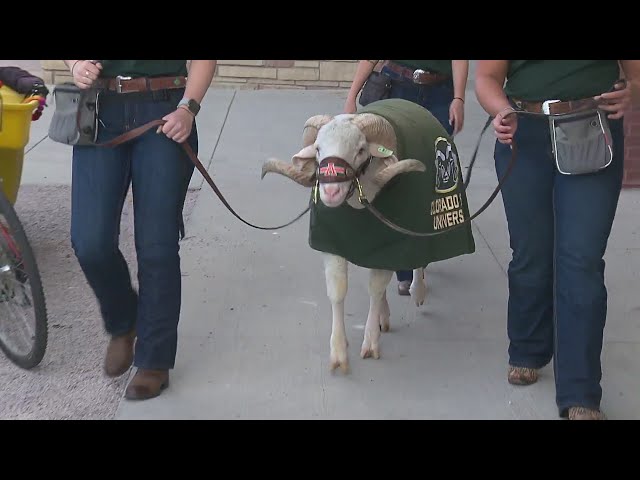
40, 60, 358, 90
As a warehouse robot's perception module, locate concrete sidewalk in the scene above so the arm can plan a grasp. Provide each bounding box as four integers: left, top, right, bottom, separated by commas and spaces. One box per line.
20, 84, 640, 420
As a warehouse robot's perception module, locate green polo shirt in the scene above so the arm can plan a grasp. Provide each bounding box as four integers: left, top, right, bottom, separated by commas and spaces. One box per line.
504, 60, 620, 101
308, 98, 475, 271
391, 60, 452, 76
99, 60, 188, 78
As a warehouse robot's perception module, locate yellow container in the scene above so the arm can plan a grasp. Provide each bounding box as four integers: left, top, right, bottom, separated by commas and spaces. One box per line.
0, 85, 39, 204
0, 149, 24, 205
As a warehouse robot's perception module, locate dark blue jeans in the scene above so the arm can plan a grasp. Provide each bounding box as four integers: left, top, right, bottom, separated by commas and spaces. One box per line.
380, 66, 455, 282
494, 113, 624, 416
70, 88, 196, 370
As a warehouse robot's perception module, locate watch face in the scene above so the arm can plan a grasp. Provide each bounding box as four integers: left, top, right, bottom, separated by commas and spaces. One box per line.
188, 99, 200, 114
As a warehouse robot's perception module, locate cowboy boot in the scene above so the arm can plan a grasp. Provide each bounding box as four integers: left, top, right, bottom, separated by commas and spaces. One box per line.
124, 369, 169, 401
397, 281, 411, 296
104, 329, 136, 377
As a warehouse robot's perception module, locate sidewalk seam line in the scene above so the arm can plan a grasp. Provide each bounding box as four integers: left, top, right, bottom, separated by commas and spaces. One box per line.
473, 221, 507, 277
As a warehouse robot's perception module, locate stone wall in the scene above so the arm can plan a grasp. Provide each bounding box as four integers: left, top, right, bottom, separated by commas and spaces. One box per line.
40, 60, 358, 90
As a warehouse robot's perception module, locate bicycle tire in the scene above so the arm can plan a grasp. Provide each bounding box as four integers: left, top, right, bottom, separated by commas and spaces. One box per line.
0, 189, 47, 369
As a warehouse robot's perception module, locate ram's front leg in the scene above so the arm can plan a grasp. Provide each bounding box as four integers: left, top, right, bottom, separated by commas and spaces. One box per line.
324, 253, 349, 373
410, 267, 427, 307
361, 269, 393, 359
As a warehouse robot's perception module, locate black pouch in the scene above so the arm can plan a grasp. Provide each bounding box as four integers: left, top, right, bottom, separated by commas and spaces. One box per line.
549, 108, 613, 175
358, 71, 392, 107
47, 83, 100, 146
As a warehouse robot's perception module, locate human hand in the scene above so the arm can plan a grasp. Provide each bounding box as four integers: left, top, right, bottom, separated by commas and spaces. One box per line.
71, 60, 102, 89
493, 107, 518, 145
157, 107, 195, 143
594, 80, 631, 119
344, 97, 357, 114
449, 97, 465, 135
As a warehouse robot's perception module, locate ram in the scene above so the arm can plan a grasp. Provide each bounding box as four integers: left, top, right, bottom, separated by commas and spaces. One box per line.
262, 98, 475, 373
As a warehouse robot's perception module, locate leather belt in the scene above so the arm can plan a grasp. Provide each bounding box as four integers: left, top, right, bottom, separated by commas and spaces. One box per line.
96, 75, 187, 94
511, 97, 600, 115
385, 62, 449, 86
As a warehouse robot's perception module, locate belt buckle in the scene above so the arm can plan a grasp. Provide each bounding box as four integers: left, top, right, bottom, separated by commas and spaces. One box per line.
542, 99, 560, 115
115, 75, 132, 93
412, 69, 426, 84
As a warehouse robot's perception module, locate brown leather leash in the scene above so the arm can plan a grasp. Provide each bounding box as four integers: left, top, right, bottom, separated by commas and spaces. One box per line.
94, 115, 511, 238
98, 119, 311, 231
76, 78, 625, 237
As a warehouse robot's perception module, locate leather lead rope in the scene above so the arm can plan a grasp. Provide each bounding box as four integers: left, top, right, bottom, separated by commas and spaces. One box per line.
96, 112, 514, 238
98, 119, 311, 231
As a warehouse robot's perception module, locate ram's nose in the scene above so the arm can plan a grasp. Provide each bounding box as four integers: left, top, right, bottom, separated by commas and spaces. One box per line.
323, 184, 340, 199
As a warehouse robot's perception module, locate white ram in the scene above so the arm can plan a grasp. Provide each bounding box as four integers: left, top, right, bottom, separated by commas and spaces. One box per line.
262, 110, 431, 373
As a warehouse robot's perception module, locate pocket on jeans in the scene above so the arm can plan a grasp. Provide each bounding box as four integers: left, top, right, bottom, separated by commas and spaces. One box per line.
95, 100, 126, 140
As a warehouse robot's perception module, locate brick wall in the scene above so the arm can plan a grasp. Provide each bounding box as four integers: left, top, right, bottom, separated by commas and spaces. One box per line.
40, 60, 358, 90
623, 106, 640, 187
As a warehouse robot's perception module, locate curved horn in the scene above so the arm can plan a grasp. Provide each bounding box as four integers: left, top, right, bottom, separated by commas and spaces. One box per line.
302, 115, 334, 147
351, 113, 397, 153
261, 115, 333, 188
373, 159, 425, 187
261, 157, 317, 187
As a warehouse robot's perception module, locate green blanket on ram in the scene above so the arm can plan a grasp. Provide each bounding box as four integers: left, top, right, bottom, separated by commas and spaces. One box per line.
308, 98, 476, 271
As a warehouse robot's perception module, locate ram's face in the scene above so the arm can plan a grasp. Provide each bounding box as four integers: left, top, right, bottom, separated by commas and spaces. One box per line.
260, 111, 426, 209
434, 139, 459, 194
315, 117, 369, 208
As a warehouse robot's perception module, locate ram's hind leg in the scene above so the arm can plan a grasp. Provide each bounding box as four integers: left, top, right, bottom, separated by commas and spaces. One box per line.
324, 254, 349, 373
361, 269, 393, 359
410, 267, 427, 307
380, 289, 390, 332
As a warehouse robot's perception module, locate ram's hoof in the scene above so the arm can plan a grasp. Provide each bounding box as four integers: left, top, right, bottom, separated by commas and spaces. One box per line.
360, 341, 380, 360
330, 358, 350, 374
330, 349, 349, 374
410, 279, 427, 307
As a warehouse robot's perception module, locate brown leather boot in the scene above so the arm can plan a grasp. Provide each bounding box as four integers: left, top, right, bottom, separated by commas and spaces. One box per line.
104, 330, 136, 377
397, 281, 411, 296
124, 369, 169, 401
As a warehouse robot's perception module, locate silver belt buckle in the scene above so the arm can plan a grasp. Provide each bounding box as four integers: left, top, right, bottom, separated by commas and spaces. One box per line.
412, 69, 425, 84
542, 99, 560, 115
115, 75, 132, 93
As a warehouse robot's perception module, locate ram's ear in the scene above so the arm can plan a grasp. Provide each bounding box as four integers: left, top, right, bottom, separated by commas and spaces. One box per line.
369, 143, 396, 162
261, 144, 318, 187
292, 144, 317, 166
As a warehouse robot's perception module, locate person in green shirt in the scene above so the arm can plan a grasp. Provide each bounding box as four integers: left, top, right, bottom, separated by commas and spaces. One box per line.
475, 60, 640, 420
344, 60, 469, 296
62, 59, 217, 400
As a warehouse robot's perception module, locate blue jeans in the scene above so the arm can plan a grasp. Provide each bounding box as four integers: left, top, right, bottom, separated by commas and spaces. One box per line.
494, 113, 624, 416
380, 66, 455, 282
70, 88, 197, 370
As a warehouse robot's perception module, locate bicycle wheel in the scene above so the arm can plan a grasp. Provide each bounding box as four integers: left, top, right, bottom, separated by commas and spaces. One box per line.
0, 188, 47, 369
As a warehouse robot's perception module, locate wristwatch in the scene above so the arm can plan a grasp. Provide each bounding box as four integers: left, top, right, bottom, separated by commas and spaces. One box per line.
178, 97, 200, 116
